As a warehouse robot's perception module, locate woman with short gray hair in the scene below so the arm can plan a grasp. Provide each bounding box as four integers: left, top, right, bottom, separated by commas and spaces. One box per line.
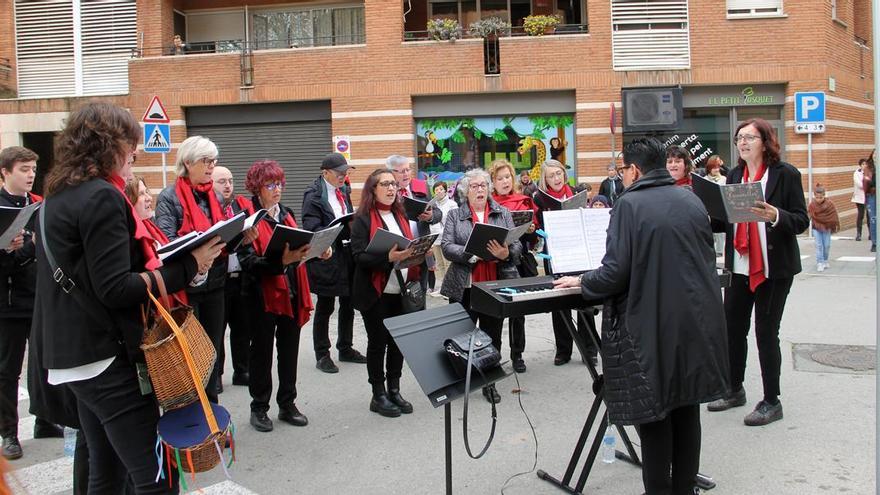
440, 168, 520, 404
174, 135, 218, 177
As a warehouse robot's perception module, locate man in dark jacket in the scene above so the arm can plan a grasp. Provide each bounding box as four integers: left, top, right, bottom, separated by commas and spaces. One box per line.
597, 163, 624, 206
302, 153, 366, 373
555, 138, 729, 495
0, 146, 63, 460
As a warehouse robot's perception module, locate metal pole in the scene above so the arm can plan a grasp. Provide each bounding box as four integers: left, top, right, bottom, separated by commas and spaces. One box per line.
161, 153, 167, 188
871, 2, 879, 494
807, 132, 813, 238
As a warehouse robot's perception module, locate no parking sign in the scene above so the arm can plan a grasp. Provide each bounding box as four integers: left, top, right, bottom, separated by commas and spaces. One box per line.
333, 136, 351, 160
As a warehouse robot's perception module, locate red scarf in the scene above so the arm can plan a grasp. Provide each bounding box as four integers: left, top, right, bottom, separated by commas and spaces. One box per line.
368, 203, 421, 295
142, 218, 189, 306
249, 204, 314, 328
545, 184, 574, 201
174, 176, 224, 237
734, 164, 767, 292
675, 175, 693, 187
493, 192, 540, 229
105, 174, 162, 271
470, 205, 497, 283
27, 192, 42, 203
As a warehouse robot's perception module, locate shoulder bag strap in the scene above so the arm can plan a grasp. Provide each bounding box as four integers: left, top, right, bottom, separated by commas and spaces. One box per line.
461, 328, 497, 459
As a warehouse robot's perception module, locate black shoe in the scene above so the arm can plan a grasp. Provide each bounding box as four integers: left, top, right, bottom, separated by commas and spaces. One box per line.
856, 234, 862, 241
33, 421, 64, 439
316, 355, 339, 374
554, 355, 571, 366
744, 400, 783, 426
2, 437, 22, 460
872, 244, 876, 253
387, 389, 413, 414
250, 411, 274, 432
339, 349, 367, 364
216, 381, 224, 395
585, 355, 599, 367
278, 404, 309, 427
512, 358, 527, 373
370, 394, 402, 418
482, 385, 501, 404
232, 372, 249, 386
707, 388, 747, 412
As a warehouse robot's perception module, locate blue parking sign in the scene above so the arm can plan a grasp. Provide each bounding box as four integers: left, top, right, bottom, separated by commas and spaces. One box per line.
144, 123, 171, 153
794, 92, 825, 123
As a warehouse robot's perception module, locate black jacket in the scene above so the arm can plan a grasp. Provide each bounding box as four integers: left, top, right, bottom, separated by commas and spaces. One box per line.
598, 176, 624, 206
349, 211, 409, 312
154, 183, 227, 292
581, 169, 730, 425
713, 161, 809, 279
0, 189, 37, 319
301, 176, 354, 297
33, 179, 197, 369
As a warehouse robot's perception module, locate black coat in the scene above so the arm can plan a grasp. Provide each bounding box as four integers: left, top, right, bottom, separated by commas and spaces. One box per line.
581, 169, 730, 425
598, 176, 624, 206
349, 211, 410, 312
713, 161, 809, 279
0, 189, 37, 319
236, 199, 301, 303
154, 183, 227, 292
301, 176, 354, 297
33, 178, 197, 369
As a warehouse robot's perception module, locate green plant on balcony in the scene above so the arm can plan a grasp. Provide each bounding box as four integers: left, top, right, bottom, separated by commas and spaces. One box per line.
427, 18, 463, 41
468, 17, 511, 38
523, 14, 560, 36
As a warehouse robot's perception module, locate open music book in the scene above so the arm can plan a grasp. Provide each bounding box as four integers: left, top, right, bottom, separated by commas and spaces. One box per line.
691, 173, 765, 223
463, 222, 533, 261
541, 208, 611, 273
365, 228, 439, 269
402, 196, 439, 221
536, 188, 590, 210
510, 210, 534, 227
158, 212, 247, 262
0, 201, 40, 248
265, 223, 344, 262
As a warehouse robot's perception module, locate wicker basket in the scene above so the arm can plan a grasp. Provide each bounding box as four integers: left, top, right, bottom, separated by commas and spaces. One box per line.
141, 305, 216, 411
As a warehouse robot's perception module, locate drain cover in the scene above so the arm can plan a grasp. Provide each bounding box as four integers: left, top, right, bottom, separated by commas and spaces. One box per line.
792, 343, 876, 374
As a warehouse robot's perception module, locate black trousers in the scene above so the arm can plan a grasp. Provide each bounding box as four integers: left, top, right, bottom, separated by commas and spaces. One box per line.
637, 404, 701, 495
360, 293, 405, 388
220, 276, 250, 377
312, 295, 355, 359
67, 357, 178, 494
249, 309, 301, 413
0, 317, 29, 438
724, 274, 794, 402
189, 288, 225, 403
551, 310, 597, 359
458, 288, 504, 354
856, 203, 867, 238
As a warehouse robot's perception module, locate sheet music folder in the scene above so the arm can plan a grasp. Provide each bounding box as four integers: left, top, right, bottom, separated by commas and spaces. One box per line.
384, 303, 510, 408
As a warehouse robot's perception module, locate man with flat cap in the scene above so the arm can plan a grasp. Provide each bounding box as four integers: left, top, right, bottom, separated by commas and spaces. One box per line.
302, 153, 366, 373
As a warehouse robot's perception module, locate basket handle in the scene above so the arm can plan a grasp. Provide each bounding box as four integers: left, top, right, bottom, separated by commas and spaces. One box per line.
147, 291, 220, 435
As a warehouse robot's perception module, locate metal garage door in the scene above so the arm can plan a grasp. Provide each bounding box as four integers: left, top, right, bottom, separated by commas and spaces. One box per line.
186, 101, 331, 215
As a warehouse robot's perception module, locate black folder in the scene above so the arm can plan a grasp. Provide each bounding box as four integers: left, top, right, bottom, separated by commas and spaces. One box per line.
691, 173, 765, 223
158, 212, 247, 262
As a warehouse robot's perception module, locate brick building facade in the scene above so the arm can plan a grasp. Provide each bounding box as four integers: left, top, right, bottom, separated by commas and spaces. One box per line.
0, 0, 875, 226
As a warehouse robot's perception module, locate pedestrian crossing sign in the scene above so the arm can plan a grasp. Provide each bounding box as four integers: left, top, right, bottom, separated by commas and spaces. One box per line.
144, 123, 171, 153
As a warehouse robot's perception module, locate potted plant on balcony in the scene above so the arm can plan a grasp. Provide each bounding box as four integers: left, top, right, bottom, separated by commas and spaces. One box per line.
427, 18, 463, 41
523, 14, 560, 36
469, 16, 511, 38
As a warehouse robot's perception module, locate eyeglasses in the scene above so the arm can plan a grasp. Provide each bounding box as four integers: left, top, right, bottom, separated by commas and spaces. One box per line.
546, 170, 565, 180
201, 157, 219, 166
264, 182, 283, 191
326, 168, 348, 178
468, 183, 488, 191
615, 165, 631, 174
377, 180, 399, 189
734, 134, 761, 143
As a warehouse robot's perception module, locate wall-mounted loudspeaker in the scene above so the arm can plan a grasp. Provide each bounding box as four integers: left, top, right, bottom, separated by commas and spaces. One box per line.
621, 87, 683, 133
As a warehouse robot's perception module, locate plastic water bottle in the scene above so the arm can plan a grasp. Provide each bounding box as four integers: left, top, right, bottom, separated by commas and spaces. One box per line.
601, 425, 616, 464
63, 427, 77, 458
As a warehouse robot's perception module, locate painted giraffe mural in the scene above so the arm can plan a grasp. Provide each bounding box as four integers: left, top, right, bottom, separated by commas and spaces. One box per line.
517, 136, 547, 182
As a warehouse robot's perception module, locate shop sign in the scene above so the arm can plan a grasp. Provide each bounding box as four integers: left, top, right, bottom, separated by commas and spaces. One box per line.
663, 133, 714, 167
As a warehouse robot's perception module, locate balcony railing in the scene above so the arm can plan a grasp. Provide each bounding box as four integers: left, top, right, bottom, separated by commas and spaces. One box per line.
404, 23, 588, 41
133, 34, 365, 58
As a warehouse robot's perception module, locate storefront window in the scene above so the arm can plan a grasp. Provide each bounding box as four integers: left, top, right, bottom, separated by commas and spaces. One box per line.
624, 108, 731, 169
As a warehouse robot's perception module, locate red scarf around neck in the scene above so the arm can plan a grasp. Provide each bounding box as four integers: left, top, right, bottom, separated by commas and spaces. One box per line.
493, 192, 540, 228
249, 203, 314, 328
368, 203, 420, 295
174, 176, 224, 237
469, 205, 497, 283
675, 175, 693, 187
142, 218, 189, 306
734, 164, 768, 292
545, 184, 574, 201
105, 174, 162, 272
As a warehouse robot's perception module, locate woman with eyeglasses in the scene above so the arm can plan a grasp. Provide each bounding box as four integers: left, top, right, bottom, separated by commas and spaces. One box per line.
154, 135, 233, 403
350, 169, 421, 417
706, 118, 809, 427
532, 159, 598, 367
440, 168, 520, 404
236, 160, 329, 432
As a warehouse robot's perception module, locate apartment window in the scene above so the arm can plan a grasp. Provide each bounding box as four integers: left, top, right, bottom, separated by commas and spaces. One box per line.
252, 6, 365, 49
427, 0, 585, 30
726, 0, 783, 18
611, 0, 690, 71
14, 0, 136, 99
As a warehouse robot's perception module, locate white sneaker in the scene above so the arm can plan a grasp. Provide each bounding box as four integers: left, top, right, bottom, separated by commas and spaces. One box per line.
817, 263, 825, 272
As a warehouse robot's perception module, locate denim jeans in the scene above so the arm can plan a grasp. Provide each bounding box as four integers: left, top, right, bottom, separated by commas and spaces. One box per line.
813, 229, 832, 264
867, 195, 877, 248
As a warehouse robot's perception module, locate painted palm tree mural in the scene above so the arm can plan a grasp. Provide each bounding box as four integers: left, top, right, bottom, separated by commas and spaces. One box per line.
416, 114, 575, 184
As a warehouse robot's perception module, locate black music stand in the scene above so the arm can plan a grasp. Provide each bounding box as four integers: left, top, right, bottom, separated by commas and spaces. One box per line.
384, 303, 511, 495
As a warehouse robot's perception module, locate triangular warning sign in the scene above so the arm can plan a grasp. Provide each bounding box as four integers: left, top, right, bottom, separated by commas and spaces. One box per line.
147, 127, 169, 148
142, 96, 170, 123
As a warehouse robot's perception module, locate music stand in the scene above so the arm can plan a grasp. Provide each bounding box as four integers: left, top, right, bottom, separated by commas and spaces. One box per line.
385, 303, 511, 495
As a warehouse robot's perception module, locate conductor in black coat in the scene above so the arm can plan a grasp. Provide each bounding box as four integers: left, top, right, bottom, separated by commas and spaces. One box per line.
555, 138, 729, 495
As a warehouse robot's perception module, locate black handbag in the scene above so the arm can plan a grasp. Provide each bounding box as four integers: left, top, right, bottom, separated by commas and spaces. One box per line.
394, 270, 425, 313
496, 260, 519, 280
444, 328, 501, 459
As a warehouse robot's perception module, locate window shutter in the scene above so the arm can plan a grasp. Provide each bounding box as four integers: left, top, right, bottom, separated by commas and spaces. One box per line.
726, 0, 783, 17
611, 0, 690, 71
80, 0, 136, 96
14, 0, 76, 98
